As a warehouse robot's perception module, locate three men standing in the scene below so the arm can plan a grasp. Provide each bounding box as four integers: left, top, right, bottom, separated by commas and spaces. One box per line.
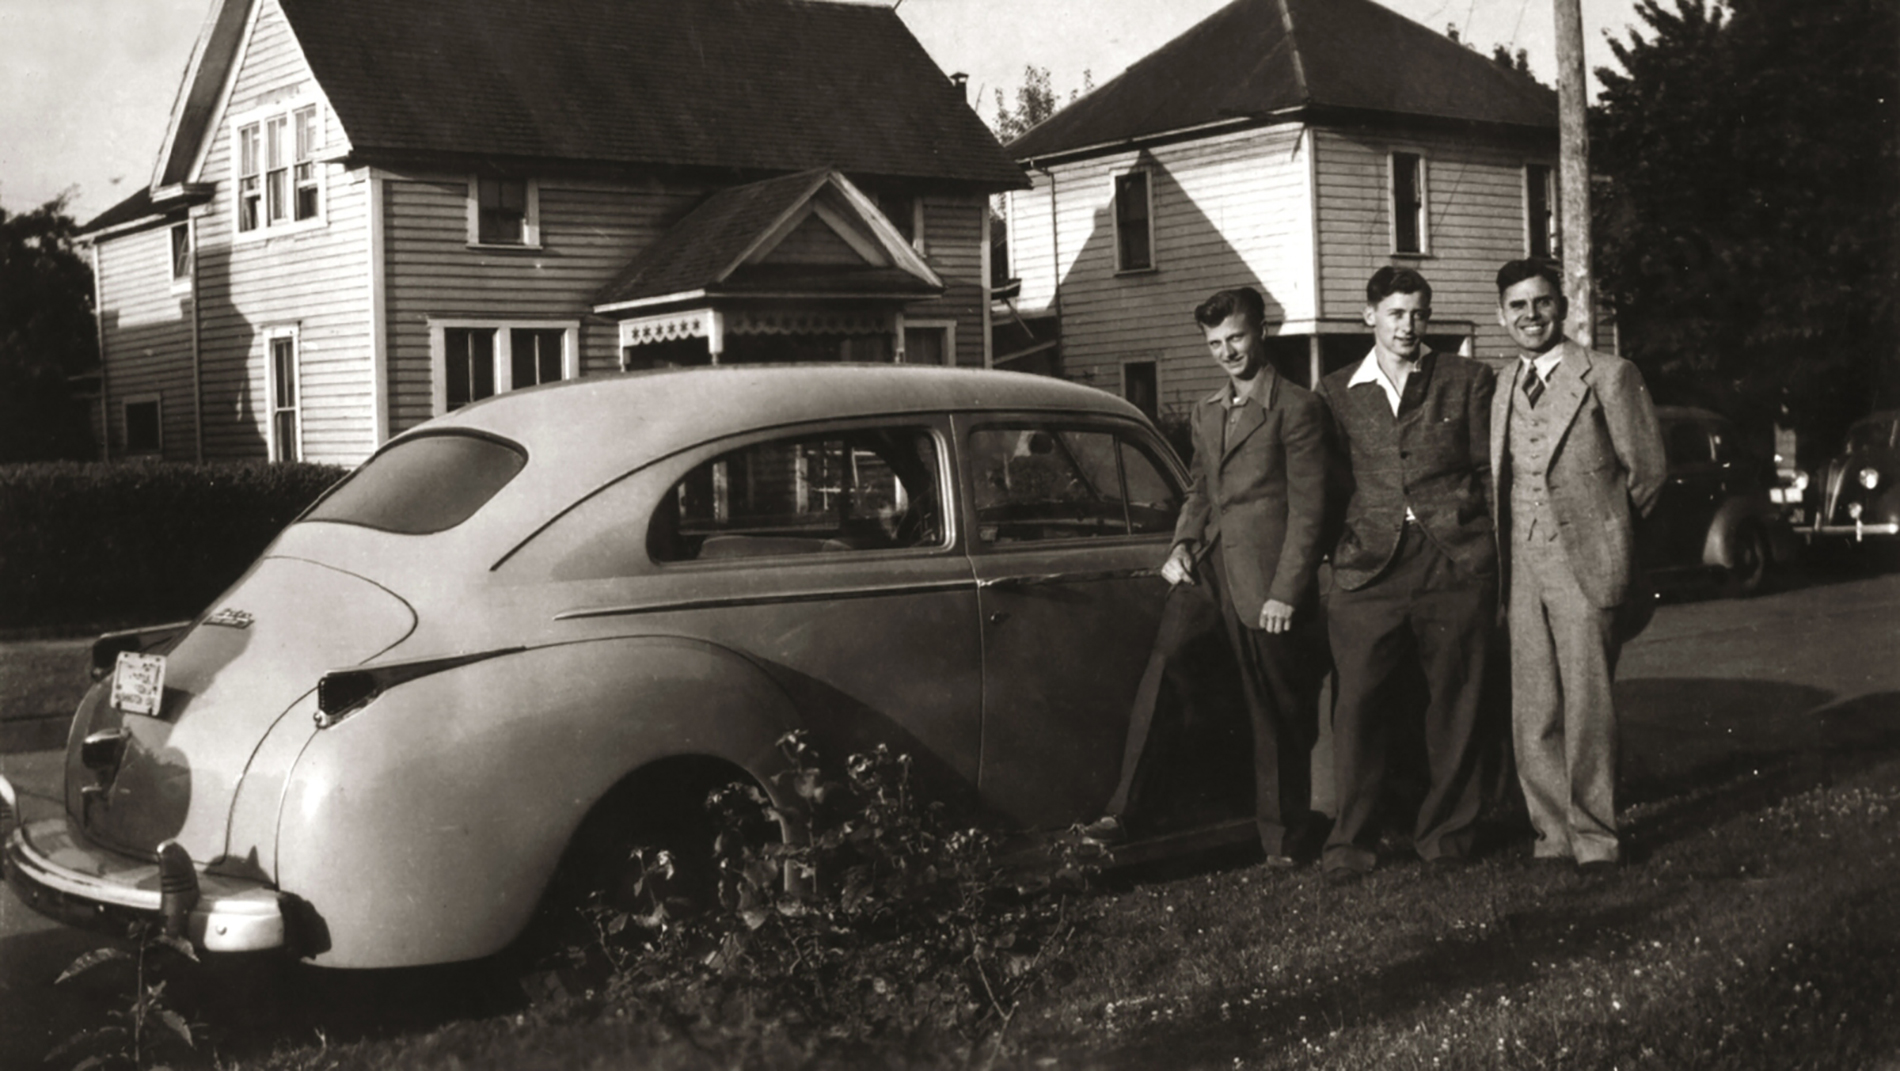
1318, 268, 1498, 881
1490, 260, 1665, 873
1163, 287, 1331, 865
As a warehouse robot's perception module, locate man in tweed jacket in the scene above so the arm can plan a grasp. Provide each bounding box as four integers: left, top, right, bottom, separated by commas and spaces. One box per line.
1319, 267, 1497, 881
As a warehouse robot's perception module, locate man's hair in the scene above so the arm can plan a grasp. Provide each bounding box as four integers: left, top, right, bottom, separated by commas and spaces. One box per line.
1496, 259, 1564, 298
1365, 266, 1432, 305
1194, 287, 1267, 330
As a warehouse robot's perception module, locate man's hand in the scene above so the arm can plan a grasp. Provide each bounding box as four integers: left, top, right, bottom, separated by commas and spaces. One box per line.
1258, 598, 1296, 634
1161, 543, 1196, 586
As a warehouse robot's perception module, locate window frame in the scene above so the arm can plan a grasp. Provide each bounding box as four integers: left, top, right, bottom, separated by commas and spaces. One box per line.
1524, 163, 1555, 260
428, 319, 581, 415
1120, 359, 1160, 421
231, 100, 325, 240
1389, 150, 1430, 256
122, 394, 163, 456
266, 326, 302, 462
958, 415, 1186, 551
647, 418, 959, 570
169, 221, 192, 292
899, 319, 957, 365
466, 176, 542, 249
1111, 167, 1156, 273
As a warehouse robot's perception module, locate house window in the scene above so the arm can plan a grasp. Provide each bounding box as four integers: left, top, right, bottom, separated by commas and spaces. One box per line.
470, 177, 539, 246
901, 321, 955, 365
170, 222, 191, 282
432, 321, 579, 413
1123, 360, 1158, 420
235, 104, 322, 234
1114, 170, 1154, 272
1392, 152, 1426, 254
1526, 163, 1555, 259
268, 331, 301, 462
123, 396, 162, 455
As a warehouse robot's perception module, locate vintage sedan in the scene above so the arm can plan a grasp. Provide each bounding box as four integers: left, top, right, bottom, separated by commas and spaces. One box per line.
1642, 406, 1800, 596
1, 366, 1252, 968
1802, 409, 1900, 551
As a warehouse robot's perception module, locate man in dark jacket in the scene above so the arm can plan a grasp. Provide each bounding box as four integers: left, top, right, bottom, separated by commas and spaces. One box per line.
1154, 286, 1331, 865
1318, 267, 1497, 881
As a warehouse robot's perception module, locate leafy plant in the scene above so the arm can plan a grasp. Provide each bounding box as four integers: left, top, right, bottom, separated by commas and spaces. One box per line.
576, 731, 1106, 1064
47, 921, 201, 1070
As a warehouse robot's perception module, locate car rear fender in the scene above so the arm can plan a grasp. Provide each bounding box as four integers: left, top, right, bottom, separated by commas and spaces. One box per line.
1701, 497, 1792, 569
273, 634, 800, 968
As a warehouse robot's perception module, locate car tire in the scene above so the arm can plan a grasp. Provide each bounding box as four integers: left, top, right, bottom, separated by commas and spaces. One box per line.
1725, 523, 1771, 597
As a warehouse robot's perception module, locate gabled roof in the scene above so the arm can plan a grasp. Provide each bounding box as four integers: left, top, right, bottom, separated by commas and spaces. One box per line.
264, 0, 1023, 189
1008, 0, 1557, 162
593, 169, 943, 311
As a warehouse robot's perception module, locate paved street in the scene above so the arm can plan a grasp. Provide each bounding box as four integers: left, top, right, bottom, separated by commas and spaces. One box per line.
2, 572, 1897, 1065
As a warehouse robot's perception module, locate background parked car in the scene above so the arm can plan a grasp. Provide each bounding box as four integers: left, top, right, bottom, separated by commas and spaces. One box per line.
1801, 409, 1900, 562
1642, 406, 1800, 597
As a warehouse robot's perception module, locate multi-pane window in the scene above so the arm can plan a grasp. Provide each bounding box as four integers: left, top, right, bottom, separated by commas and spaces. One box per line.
1526, 163, 1554, 259
1392, 152, 1425, 254
1114, 170, 1153, 271
437, 323, 575, 412
269, 334, 300, 462
902, 323, 952, 365
236, 105, 320, 233
476, 178, 531, 245
967, 425, 1181, 543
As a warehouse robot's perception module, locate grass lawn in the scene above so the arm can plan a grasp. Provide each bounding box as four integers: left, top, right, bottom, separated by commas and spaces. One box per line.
131, 716, 1898, 1071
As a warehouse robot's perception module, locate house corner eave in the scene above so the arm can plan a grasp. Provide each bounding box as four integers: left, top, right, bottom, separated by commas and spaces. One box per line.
151, 0, 255, 189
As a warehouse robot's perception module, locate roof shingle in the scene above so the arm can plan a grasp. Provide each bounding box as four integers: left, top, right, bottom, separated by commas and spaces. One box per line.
1008, 0, 1557, 161
277, 0, 1025, 189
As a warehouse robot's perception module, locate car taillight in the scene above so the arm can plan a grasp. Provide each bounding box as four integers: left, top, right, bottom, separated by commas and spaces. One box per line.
1860, 467, 1881, 490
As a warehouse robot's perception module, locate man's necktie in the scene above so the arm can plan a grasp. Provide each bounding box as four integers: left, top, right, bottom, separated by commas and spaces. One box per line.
1523, 369, 1545, 408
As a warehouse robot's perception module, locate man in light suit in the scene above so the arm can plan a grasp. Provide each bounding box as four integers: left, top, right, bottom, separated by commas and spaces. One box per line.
1149, 286, 1331, 865
1490, 259, 1666, 875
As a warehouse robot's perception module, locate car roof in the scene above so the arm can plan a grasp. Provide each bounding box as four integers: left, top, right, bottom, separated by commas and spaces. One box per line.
420, 364, 1147, 493
1654, 405, 1727, 424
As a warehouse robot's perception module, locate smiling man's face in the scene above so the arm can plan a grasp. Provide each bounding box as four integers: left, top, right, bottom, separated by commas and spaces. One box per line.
1498, 275, 1568, 356
1365, 290, 1431, 363
1203, 312, 1266, 386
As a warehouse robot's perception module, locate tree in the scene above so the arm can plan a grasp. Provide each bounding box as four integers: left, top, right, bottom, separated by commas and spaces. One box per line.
990, 65, 1092, 143
0, 196, 97, 461
1591, 0, 1900, 462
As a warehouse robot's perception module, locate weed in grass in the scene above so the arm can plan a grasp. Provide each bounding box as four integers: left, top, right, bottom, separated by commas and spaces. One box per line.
48, 920, 203, 1070
571, 730, 1106, 1066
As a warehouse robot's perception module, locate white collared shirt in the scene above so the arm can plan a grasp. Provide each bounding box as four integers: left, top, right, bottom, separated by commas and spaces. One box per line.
1521, 347, 1563, 390
1347, 349, 1421, 522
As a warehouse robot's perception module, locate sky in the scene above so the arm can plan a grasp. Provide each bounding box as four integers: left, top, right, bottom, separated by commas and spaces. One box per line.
0, 0, 1650, 224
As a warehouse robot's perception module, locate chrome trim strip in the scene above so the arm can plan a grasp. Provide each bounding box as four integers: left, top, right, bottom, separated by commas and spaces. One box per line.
554, 577, 980, 621
976, 566, 1162, 589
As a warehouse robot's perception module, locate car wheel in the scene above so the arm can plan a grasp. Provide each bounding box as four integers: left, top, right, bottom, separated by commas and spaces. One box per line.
1725, 523, 1771, 597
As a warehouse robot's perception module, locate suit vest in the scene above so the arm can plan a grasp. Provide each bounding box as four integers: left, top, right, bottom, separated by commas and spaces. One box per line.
1508, 375, 1564, 543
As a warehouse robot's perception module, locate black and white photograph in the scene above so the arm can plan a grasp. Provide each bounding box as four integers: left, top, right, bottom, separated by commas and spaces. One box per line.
1, 0, 1895, 1066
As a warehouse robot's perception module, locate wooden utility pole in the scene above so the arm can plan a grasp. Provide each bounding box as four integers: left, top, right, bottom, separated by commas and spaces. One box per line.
1555, 0, 1593, 347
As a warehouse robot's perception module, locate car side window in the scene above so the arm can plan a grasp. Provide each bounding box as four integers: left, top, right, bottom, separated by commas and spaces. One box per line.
968, 425, 1181, 544
649, 427, 945, 563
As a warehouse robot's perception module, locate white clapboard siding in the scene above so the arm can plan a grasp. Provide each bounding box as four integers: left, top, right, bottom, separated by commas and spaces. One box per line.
1015, 124, 1315, 417
98, 226, 196, 459
381, 176, 708, 435
1315, 127, 1557, 361
191, 0, 372, 464
919, 194, 988, 367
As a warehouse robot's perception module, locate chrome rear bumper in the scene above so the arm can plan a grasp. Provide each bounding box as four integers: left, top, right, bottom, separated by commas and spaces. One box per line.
1804, 521, 1900, 542
0, 775, 285, 952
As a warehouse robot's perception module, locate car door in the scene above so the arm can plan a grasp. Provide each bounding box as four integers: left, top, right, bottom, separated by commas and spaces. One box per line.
1650, 417, 1722, 569
954, 414, 1185, 831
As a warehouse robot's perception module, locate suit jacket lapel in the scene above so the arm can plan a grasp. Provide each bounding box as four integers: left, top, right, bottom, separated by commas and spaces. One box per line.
1219, 369, 1277, 466
1491, 359, 1520, 484
1544, 338, 1595, 450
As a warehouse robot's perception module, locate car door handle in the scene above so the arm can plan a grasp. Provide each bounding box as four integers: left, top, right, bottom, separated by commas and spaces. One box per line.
975, 566, 1162, 590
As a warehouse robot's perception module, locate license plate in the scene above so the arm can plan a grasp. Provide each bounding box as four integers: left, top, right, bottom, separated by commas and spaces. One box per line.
110, 651, 167, 717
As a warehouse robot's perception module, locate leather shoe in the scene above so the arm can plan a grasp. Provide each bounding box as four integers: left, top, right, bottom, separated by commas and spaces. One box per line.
1576, 859, 1618, 880
1264, 854, 1302, 870
1080, 815, 1126, 844
1322, 867, 1365, 887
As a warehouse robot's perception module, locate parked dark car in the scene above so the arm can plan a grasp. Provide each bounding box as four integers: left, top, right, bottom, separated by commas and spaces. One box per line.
1642, 406, 1800, 596
1802, 409, 1900, 552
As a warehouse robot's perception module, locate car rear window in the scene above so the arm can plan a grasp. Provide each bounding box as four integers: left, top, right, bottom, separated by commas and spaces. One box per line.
304, 433, 526, 534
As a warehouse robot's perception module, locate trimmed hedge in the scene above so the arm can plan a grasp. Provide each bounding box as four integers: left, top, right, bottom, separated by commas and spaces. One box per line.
0, 461, 348, 632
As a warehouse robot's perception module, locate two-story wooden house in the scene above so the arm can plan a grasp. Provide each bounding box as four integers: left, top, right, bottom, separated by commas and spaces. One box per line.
999, 0, 1561, 417
81, 0, 1024, 464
